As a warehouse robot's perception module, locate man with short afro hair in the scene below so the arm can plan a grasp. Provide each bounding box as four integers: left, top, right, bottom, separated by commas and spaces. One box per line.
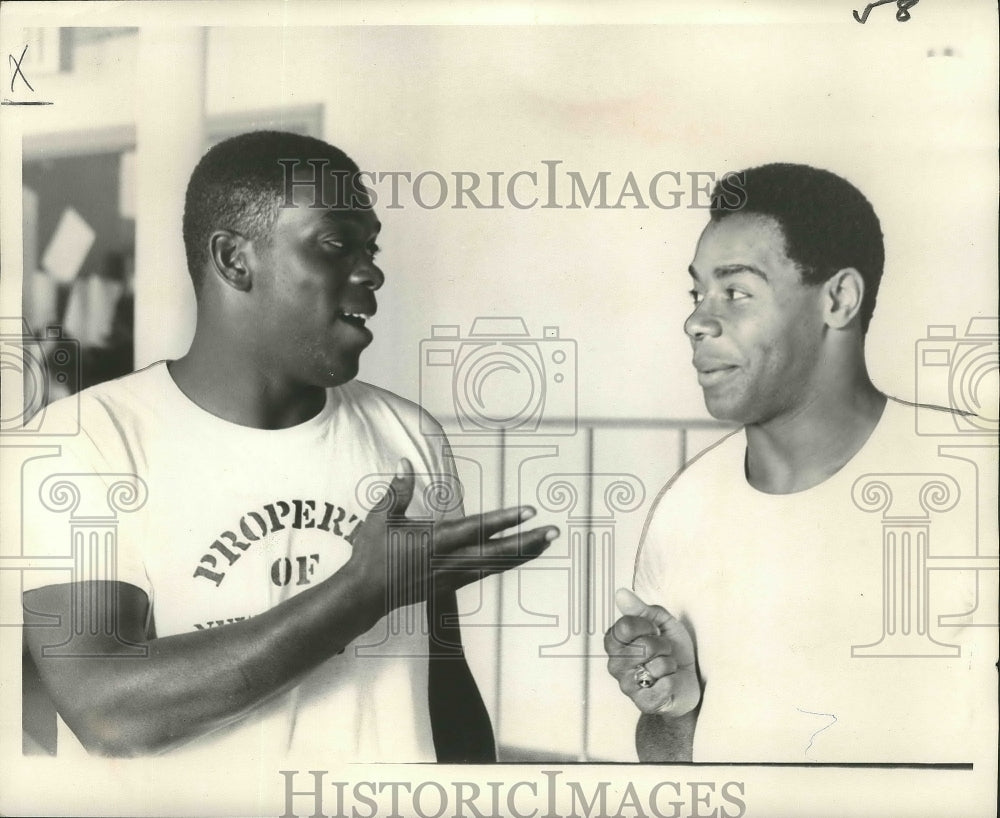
606, 162, 980, 764
23, 130, 558, 762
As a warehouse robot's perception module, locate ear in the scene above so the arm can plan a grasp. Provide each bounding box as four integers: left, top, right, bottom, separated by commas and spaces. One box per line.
208, 230, 253, 293
822, 267, 865, 330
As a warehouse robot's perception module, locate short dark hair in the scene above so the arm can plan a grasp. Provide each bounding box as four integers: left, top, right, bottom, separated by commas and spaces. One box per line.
710, 163, 885, 332
182, 131, 361, 291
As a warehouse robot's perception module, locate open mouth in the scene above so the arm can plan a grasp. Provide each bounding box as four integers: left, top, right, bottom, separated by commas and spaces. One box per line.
337, 311, 370, 331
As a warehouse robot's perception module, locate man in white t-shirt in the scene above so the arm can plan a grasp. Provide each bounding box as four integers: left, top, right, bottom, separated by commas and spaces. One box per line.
21, 131, 558, 760
604, 163, 992, 762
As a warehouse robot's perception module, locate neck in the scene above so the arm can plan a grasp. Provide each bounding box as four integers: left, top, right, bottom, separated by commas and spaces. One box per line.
169, 323, 327, 430
744, 362, 886, 495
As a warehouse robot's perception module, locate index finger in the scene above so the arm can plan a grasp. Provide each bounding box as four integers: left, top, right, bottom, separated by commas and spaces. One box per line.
438, 505, 538, 546
611, 615, 660, 646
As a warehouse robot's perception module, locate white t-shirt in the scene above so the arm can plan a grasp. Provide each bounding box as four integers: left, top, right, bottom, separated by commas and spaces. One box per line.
634, 397, 987, 762
22, 362, 463, 762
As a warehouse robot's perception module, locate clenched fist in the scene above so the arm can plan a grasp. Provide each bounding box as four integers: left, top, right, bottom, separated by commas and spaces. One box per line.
604, 588, 700, 717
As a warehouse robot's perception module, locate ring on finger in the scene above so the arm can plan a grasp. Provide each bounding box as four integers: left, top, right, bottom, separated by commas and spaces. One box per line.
634, 664, 655, 689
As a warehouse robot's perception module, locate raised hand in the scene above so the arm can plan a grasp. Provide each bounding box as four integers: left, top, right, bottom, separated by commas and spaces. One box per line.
604, 587, 700, 716
345, 458, 559, 615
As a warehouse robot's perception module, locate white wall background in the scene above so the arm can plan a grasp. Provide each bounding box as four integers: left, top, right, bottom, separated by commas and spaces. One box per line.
198, 22, 998, 420
16, 17, 998, 420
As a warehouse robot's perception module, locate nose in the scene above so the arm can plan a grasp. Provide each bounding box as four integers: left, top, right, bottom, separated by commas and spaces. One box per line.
351, 258, 385, 291
684, 299, 722, 340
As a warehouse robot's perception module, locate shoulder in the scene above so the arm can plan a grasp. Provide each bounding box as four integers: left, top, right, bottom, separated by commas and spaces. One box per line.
884, 394, 989, 437
653, 427, 744, 505
638, 427, 743, 542
635, 428, 741, 596
680, 427, 745, 477
336, 379, 447, 436
55, 362, 164, 418
861, 395, 989, 466
30, 363, 168, 467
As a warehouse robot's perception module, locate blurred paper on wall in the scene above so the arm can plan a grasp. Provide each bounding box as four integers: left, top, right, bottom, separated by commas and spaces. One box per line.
28, 273, 58, 332
40, 207, 95, 284
62, 275, 124, 347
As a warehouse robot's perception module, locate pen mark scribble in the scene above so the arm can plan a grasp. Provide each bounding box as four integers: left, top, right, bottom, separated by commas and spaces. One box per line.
853, 0, 920, 24
9, 44, 35, 93
797, 707, 839, 756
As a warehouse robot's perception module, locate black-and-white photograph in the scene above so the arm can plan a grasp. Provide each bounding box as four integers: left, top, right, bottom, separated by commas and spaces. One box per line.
1, 2, 996, 816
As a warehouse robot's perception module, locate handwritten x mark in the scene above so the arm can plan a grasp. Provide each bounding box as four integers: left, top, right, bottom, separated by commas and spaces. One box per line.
9, 44, 35, 93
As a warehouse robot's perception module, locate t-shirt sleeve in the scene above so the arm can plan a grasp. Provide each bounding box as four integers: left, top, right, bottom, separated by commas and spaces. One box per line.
633, 478, 679, 608
20, 408, 151, 600
422, 422, 466, 523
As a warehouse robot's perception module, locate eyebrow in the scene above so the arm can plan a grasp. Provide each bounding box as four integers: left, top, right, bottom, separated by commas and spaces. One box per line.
688, 263, 768, 282
319, 209, 382, 237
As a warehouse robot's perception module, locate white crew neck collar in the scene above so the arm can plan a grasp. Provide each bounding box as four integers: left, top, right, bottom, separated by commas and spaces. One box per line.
736, 395, 896, 499
153, 361, 339, 439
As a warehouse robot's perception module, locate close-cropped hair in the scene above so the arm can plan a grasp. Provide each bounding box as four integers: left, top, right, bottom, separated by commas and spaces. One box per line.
711, 162, 885, 332
182, 130, 361, 291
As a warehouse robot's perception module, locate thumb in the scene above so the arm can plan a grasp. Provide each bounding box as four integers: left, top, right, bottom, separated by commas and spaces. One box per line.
386, 458, 415, 518
614, 587, 677, 634
615, 588, 694, 667
615, 587, 654, 618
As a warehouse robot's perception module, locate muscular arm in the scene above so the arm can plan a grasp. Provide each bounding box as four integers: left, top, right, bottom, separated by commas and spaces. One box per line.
23, 570, 381, 757
23, 468, 555, 757
426, 586, 496, 762
636, 709, 697, 762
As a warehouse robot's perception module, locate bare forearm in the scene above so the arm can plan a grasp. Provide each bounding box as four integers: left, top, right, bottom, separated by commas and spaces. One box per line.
27, 480, 553, 757
27, 569, 383, 756
636, 710, 697, 762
